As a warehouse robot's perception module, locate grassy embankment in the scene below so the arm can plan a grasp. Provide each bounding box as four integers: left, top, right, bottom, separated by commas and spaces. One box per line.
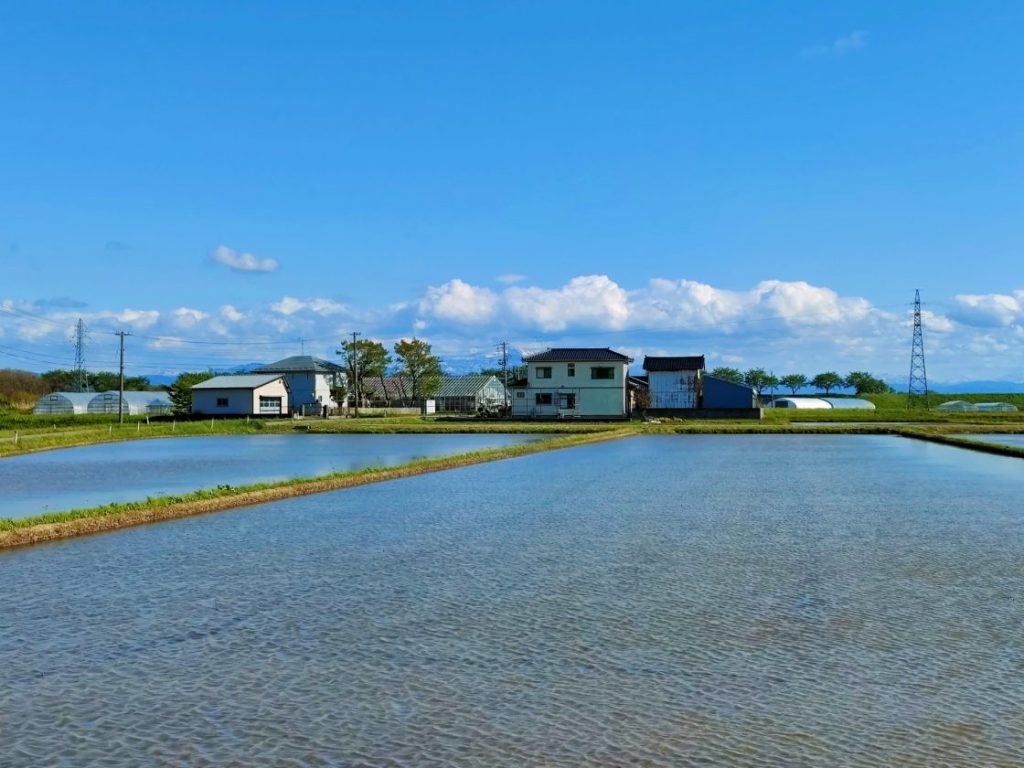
0, 409, 627, 457
0, 429, 632, 549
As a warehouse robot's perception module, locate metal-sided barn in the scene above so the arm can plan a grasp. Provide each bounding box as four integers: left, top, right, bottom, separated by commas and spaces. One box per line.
191, 374, 290, 416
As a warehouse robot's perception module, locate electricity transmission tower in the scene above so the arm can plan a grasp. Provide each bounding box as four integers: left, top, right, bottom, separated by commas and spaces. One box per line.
907, 289, 929, 409
72, 318, 88, 392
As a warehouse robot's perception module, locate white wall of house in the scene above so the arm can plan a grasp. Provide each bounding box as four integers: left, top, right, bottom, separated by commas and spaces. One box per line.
648, 370, 700, 409
192, 380, 290, 416
278, 372, 340, 410
512, 361, 628, 418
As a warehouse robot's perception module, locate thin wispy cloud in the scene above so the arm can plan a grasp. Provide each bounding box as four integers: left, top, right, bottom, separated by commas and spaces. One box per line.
210, 244, 279, 273
496, 273, 527, 285
802, 30, 868, 58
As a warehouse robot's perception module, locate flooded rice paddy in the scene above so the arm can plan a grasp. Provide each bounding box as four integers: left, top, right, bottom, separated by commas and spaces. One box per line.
955, 433, 1024, 448
2, 435, 1023, 766
0, 433, 537, 518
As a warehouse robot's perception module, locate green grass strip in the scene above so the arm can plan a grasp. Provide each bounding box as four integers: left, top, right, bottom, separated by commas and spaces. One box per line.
0, 429, 632, 549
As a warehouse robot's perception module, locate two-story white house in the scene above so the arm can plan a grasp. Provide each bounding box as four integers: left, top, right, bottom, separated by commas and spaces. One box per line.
255, 355, 345, 415
511, 348, 632, 419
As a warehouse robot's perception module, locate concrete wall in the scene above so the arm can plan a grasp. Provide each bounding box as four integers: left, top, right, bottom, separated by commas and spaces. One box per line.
512, 361, 628, 418
192, 379, 290, 416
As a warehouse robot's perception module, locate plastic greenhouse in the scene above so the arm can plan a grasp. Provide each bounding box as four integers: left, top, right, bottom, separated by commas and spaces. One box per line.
87, 391, 173, 416
33, 392, 95, 415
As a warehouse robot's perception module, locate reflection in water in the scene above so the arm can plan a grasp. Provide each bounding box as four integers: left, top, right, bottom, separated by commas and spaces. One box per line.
2, 435, 1023, 766
0, 433, 538, 518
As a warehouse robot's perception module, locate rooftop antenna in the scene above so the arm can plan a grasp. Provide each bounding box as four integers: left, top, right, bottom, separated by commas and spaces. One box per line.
907, 289, 929, 409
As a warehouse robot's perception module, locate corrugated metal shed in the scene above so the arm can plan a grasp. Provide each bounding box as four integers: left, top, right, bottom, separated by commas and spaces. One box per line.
703, 376, 756, 409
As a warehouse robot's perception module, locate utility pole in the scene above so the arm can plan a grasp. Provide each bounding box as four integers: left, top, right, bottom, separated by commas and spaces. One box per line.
907, 289, 929, 409
115, 330, 131, 423
498, 341, 509, 417
351, 331, 361, 418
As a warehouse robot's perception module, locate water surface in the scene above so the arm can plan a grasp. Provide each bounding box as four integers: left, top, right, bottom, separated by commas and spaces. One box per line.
0, 433, 537, 518
2, 435, 1023, 766
955, 432, 1024, 448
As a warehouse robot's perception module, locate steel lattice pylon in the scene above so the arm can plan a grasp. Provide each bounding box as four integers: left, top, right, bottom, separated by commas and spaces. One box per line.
907, 289, 929, 409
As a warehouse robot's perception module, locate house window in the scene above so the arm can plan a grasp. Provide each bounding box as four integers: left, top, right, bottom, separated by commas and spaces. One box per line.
535, 366, 552, 379
567, 363, 575, 377
516, 391, 525, 398
216, 397, 229, 407
535, 393, 553, 405
591, 366, 615, 380
559, 393, 576, 409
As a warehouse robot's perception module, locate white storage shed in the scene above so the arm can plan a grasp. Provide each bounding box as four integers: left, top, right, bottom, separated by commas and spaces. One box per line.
191, 375, 290, 416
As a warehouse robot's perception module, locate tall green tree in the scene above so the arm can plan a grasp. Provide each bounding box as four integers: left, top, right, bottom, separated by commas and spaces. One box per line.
743, 368, 774, 396
845, 371, 892, 395
393, 338, 442, 401
337, 339, 391, 405
709, 366, 743, 384
780, 373, 808, 395
811, 371, 844, 395
169, 371, 215, 414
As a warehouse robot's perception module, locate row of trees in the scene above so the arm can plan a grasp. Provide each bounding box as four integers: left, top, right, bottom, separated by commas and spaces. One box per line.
335, 337, 443, 406
709, 367, 892, 396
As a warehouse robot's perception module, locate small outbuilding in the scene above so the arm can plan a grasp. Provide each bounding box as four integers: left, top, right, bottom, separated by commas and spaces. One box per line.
435, 375, 509, 414
703, 376, 757, 409
191, 374, 290, 416
643, 356, 704, 409
33, 392, 94, 415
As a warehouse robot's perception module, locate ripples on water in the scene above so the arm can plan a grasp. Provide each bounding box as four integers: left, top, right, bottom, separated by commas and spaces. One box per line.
2, 435, 1023, 766
0, 433, 538, 518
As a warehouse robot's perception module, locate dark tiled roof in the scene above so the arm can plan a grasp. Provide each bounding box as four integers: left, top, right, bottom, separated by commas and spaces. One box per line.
643, 355, 705, 372
523, 348, 631, 363
256, 355, 345, 374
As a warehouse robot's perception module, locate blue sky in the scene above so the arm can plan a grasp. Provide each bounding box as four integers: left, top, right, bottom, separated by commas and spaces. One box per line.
2, 2, 1022, 382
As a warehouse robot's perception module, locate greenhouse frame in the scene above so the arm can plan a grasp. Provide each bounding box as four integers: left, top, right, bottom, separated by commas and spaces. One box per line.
33, 392, 95, 415
87, 391, 173, 416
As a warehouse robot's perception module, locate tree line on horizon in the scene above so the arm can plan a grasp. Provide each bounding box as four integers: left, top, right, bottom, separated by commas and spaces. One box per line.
708, 367, 892, 397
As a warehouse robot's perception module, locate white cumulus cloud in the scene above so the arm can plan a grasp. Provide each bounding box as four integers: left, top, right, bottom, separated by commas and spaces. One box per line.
420, 279, 498, 325
170, 307, 208, 328
211, 244, 278, 273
